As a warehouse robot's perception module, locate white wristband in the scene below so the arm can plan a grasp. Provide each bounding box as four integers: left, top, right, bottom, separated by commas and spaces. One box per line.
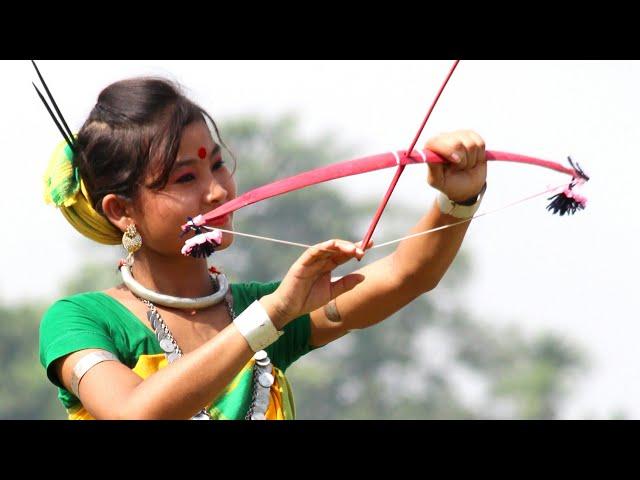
233, 300, 284, 352
71, 350, 119, 397
437, 183, 486, 219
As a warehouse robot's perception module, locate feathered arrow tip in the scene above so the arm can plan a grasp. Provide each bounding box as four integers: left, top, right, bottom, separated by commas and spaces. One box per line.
546, 157, 590, 216
180, 215, 222, 258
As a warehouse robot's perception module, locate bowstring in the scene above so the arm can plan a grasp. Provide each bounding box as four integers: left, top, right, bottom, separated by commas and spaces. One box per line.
200, 183, 568, 251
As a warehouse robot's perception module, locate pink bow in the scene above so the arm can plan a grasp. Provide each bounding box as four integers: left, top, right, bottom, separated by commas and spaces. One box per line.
182, 149, 581, 231
181, 60, 588, 244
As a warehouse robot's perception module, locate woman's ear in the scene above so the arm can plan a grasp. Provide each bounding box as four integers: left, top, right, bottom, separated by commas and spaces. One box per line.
102, 194, 134, 233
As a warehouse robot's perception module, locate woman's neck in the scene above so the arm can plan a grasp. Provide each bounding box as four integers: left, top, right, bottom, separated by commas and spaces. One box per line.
127, 249, 217, 299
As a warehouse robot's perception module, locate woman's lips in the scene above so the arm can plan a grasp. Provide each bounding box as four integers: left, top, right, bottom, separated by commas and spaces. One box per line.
209, 214, 230, 226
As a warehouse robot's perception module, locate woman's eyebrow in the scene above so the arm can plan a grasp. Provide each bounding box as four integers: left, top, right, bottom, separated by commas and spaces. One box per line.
174, 145, 222, 168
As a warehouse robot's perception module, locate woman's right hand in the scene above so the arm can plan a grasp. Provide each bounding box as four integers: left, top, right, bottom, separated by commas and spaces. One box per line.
259, 239, 372, 329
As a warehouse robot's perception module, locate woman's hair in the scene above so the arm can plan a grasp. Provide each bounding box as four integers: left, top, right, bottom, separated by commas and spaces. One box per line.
74, 77, 232, 214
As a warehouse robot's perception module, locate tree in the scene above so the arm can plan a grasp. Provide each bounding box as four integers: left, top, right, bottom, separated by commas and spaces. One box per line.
0, 302, 65, 419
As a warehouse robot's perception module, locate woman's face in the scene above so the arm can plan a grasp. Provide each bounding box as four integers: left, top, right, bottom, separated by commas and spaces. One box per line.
131, 120, 237, 258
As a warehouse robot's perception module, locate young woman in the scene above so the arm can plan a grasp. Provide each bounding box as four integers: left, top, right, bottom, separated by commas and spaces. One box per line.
39, 75, 487, 420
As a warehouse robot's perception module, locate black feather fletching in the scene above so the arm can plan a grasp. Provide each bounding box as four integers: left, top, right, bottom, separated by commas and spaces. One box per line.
545, 157, 589, 216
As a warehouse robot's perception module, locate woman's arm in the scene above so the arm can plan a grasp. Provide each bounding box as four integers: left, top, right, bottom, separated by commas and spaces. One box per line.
55, 239, 365, 420
309, 130, 487, 346
55, 317, 272, 419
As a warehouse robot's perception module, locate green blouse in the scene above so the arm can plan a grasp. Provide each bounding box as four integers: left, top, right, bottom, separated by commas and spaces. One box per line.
39, 281, 319, 419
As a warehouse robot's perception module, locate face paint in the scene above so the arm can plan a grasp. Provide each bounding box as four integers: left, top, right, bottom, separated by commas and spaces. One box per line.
198, 147, 207, 160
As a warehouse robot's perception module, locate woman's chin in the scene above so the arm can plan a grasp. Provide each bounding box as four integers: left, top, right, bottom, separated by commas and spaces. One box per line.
217, 232, 234, 250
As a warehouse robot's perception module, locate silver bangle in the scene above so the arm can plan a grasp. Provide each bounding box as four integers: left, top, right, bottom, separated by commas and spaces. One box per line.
70, 350, 120, 397
437, 183, 487, 219
233, 300, 284, 352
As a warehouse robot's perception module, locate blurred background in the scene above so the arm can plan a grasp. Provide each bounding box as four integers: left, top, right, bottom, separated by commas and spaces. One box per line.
2, 60, 637, 419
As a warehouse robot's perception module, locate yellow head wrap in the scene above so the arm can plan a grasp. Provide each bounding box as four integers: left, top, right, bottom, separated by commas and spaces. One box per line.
43, 139, 123, 245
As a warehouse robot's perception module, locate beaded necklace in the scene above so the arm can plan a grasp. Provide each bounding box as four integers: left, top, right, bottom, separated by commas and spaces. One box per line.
135, 278, 275, 420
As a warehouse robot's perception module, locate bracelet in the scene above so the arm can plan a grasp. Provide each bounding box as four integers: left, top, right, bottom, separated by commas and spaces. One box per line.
437, 182, 487, 219
71, 350, 120, 397
233, 300, 284, 352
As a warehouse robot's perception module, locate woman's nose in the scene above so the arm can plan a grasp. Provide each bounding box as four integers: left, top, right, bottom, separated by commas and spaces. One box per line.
205, 180, 227, 205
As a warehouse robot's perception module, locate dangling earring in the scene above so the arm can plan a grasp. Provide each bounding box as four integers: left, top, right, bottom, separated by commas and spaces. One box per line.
122, 224, 142, 266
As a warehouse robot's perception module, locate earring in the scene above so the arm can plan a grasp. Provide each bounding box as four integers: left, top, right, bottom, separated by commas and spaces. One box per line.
122, 224, 142, 266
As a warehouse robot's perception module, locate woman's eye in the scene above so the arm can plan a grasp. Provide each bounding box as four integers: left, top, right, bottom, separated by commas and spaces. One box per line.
175, 161, 224, 183
212, 160, 226, 171
176, 173, 195, 183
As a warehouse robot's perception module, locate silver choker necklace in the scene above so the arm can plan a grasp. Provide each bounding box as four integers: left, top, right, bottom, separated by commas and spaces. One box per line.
119, 263, 229, 309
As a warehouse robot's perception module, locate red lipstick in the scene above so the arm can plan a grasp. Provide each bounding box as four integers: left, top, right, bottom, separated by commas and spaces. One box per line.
209, 215, 229, 226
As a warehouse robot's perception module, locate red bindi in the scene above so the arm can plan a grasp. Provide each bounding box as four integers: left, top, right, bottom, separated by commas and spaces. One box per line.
197, 147, 207, 159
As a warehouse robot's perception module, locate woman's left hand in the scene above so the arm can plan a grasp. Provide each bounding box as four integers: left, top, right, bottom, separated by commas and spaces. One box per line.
425, 130, 487, 203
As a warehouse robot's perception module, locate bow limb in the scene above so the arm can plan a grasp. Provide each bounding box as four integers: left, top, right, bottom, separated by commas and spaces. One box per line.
486, 151, 577, 176
181, 149, 583, 231
183, 150, 426, 230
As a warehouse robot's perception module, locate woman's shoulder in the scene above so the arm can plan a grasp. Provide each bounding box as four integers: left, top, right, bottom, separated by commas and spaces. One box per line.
39, 286, 152, 374
40, 293, 110, 347
44, 290, 114, 316
39, 289, 138, 392
41, 288, 134, 330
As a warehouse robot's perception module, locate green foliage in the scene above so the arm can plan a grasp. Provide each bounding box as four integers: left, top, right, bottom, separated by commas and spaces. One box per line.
4, 113, 590, 419
0, 303, 65, 419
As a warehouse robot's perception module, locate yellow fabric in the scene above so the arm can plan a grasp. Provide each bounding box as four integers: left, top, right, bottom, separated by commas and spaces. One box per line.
67, 353, 289, 420
67, 404, 97, 420
131, 353, 169, 379
273, 367, 296, 419
44, 139, 122, 245
68, 354, 168, 420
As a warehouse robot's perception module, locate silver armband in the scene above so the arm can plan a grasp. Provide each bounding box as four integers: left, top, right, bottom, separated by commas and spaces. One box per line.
233, 300, 284, 352
70, 350, 119, 397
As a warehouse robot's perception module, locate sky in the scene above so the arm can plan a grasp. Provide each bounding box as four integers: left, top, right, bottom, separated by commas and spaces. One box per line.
2, 60, 639, 418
